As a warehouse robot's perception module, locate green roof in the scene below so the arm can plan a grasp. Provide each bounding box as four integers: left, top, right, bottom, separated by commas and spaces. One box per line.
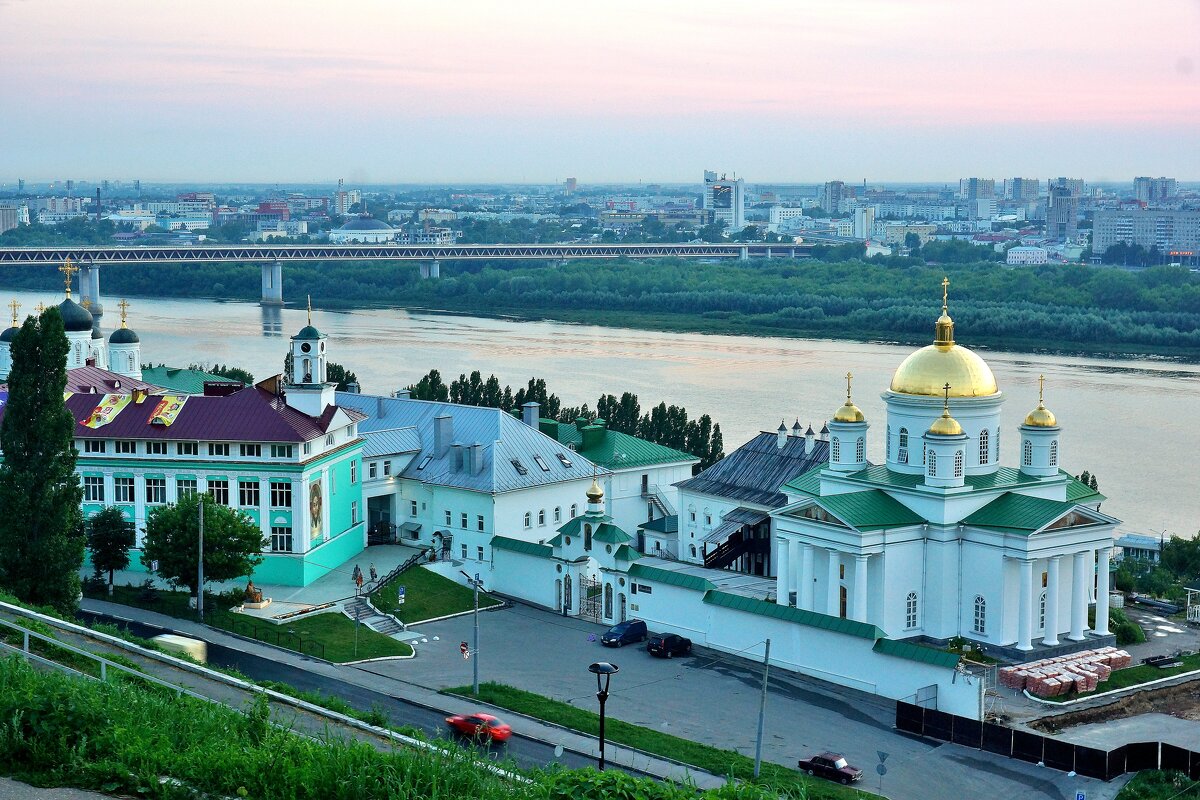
140, 366, 234, 394
638, 515, 678, 534
613, 544, 642, 562
704, 590, 883, 640
844, 464, 1048, 492
809, 491, 926, 530
962, 493, 1087, 534
781, 468, 823, 497
554, 515, 632, 544
873, 637, 961, 668
491, 536, 554, 559
545, 420, 697, 470
1064, 471, 1106, 503
627, 563, 716, 593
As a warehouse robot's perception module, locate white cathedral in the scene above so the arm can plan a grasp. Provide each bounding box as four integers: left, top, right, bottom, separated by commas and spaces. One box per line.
771, 280, 1117, 656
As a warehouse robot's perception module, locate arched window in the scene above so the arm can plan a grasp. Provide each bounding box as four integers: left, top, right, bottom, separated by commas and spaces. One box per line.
887, 425, 892, 459
1023, 440, 1033, 466
689, 544, 697, 558
831, 437, 841, 461
538, 509, 545, 526
604, 584, 613, 618
553, 507, 561, 522
523, 512, 531, 528
905, 592, 918, 629
855, 437, 865, 463
979, 429, 990, 465
898, 427, 909, 463
127, 354, 134, 371
973, 595, 986, 634
927, 450, 937, 477
1049, 440, 1058, 466
996, 426, 1001, 459
1038, 591, 1047, 631
570, 504, 577, 518
584, 523, 593, 551
954, 450, 964, 478
302, 357, 312, 382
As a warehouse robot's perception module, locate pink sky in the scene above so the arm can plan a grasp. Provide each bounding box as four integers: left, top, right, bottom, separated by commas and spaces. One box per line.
1, 0, 1197, 182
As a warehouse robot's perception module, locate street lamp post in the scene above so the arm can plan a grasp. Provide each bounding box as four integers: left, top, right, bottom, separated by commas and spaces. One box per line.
588, 661, 619, 770
461, 570, 483, 696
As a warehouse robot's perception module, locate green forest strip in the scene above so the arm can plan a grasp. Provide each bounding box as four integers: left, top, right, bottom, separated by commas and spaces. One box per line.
4, 257, 1200, 358
444, 682, 870, 799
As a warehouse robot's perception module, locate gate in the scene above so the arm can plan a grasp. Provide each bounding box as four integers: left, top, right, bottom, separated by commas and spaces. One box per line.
579, 575, 603, 622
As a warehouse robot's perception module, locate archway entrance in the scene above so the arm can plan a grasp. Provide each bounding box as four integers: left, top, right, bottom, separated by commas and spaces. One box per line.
579, 575, 602, 622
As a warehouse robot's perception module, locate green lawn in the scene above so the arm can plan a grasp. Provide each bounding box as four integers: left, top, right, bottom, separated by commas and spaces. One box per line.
1041, 652, 1200, 702
1116, 770, 1200, 799
444, 682, 872, 800
88, 584, 412, 663
371, 566, 500, 623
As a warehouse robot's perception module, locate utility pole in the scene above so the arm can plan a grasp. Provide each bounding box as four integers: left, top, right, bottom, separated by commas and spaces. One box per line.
461, 570, 482, 696
197, 497, 205, 621
754, 638, 771, 778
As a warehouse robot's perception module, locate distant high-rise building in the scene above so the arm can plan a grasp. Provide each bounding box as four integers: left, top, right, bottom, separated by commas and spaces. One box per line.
1047, 177, 1086, 198
852, 207, 875, 239
703, 171, 745, 231
1133, 176, 1176, 206
0, 206, 17, 235
333, 187, 362, 216
66, 179, 75, 196
133, 179, 141, 193
564, 177, 577, 195
1046, 179, 1080, 241
1004, 178, 1039, 201
821, 180, 846, 215
958, 178, 995, 201
17, 179, 24, 193
1094, 209, 1200, 260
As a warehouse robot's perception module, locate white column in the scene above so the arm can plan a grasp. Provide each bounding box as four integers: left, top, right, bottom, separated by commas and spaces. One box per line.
1017, 558, 1033, 651
800, 544, 815, 610
775, 536, 791, 606
853, 554, 869, 622
1095, 548, 1112, 635
1043, 556, 1061, 646
826, 549, 840, 616
1069, 551, 1088, 641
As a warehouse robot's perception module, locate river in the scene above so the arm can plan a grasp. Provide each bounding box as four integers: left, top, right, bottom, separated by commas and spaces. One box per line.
8, 290, 1198, 538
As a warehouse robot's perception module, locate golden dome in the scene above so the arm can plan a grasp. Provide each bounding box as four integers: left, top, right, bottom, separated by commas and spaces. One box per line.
928, 409, 964, 436
832, 371, 865, 423
1023, 375, 1057, 427
586, 476, 604, 503
889, 277, 998, 397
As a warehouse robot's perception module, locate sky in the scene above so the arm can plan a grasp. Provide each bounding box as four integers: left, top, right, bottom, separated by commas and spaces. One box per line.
1, 0, 1198, 184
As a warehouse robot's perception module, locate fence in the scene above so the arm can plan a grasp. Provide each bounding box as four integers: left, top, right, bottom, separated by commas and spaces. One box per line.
209, 610, 326, 660
896, 701, 1200, 781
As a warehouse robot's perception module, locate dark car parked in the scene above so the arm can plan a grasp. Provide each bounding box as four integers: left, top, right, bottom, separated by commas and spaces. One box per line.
646, 633, 692, 658
797, 752, 863, 785
600, 619, 648, 647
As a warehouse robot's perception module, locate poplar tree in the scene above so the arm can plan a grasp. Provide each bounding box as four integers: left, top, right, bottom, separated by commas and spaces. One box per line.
0, 308, 85, 613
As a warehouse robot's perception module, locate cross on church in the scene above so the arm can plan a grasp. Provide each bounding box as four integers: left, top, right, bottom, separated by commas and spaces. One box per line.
942, 382, 952, 411
8, 299, 19, 325
845, 372, 853, 401
59, 258, 79, 297
941, 276, 950, 312
118, 299, 130, 326
1038, 374, 1045, 404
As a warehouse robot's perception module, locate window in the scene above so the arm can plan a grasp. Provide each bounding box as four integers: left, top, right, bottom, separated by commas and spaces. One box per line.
689, 510, 696, 522
570, 504, 577, 518
831, 437, 841, 461
349, 461, 358, 485
979, 429, 990, 465
1049, 440, 1058, 466
383, 460, 393, 476
839, 585, 848, 618
839, 563, 845, 580
145, 478, 167, 504
647, 502, 654, 521
510, 459, 528, 476
556, 453, 573, 468
855, 437, 865, 463
927, 450, 937, 477
209, 443, 229, 457
477, 515, 484, 532
116, 440, 136, 454
898, 428, 908, 463
410, 500, 418, 516
208, 479, 229, 505
1023, 439, 1033, 466
330, 470, 335, 493
416, 456, 430, 471
690, 544, 697, 558
351, 501, 358, 524
326, 434, 335, 446
240, 444, 261, 458
523, 512, 532, 528
270, 482, 292, 508
271, 444, 293, 458
461, 544, 468, 559
954, 450, 964, 478
477, 545, 484, 561
1039, 591, 1047, 631
147, 441, 167, 455
445, 510, 452, 525
705, 513, 712, 526
533, 455, 549, 472
238, 480, 260, 507
114, 477, 134, 503
303, 442, 312, 455
973, 595, 987, 634
538, 510, 546, 526
905, 592, 918, 629
177, 478, 198, 497
369, 462, 377, 479
271, 527, 293, 553
178, 442, 198, 456
554, 507, 561, 523
461, 512, 468, 528
584, 523, 592, 551
887, 425, 892, 459
83, 476, 104, 502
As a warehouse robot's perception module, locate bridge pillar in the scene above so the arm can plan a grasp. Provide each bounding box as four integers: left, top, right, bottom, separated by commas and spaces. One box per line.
260, 261, 283, 306
739, 246, 749, 261
420, 260, 440, 279
789, 247, 796, 259
78, 263, 103, 316
766, 247, 773, 259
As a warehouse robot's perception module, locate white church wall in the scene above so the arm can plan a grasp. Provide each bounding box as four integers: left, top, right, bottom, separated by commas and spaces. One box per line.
876, 538, 924, 636
489, 550, 559, 610
960, 543, 1007, 643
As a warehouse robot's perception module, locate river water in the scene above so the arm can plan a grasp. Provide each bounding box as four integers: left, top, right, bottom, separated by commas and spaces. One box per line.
8, 290, 1198, 538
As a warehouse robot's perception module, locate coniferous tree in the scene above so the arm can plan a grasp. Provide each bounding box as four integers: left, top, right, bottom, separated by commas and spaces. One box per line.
0, 308, 85, 613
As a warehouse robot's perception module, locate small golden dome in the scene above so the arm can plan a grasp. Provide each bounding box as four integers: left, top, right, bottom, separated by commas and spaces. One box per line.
890, 277, 999, 398
928, 410, 964, 437
586, 476, 604, 503
1023, 375, 1057, 427
833, 371, 866, 423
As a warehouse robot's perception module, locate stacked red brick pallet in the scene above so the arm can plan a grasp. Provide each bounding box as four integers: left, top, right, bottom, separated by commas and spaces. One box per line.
998, 647, 1132, 697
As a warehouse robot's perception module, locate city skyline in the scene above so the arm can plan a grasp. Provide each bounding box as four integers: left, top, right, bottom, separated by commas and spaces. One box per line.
1, 0, 1198, 182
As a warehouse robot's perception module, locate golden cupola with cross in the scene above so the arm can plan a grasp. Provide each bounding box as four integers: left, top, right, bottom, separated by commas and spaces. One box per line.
889, 277, 998, 398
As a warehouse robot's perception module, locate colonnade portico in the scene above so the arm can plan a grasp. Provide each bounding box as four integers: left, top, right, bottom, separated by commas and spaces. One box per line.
1012, 548, 1110, 651
774, 536, 875, 624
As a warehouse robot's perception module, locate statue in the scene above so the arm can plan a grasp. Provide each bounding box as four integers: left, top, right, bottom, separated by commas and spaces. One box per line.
244, 580, 263, 604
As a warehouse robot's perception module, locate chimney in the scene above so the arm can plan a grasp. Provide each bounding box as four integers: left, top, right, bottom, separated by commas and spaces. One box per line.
777, 420, 787, 449
522, 401, 539, 428
345, 381, 360, 394
392, 389, 411, 400
805, 424, 815, 455
376, 396, 385, 418
451, 442, 465, 471
434, 414, 453, 455
470, 442, 484, 474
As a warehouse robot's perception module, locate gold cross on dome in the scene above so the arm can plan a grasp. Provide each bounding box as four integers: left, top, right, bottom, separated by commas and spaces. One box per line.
118, 299, 130, 327
8, 299, 19, 326
59, 258, 79, 297
1038, 374, 1045, 403
942, 382, 952, 412
941, 276, 950, 313
845, 372, 853, 402
35, 303, 46, 314
307, 294, 312, 325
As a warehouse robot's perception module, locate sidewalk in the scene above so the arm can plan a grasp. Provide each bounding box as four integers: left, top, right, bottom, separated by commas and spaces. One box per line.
79, 598, 730, 790
0, 778, 108, 800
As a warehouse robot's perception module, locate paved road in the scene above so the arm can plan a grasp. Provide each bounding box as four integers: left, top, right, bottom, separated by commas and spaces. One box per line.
367, 601, 1130, 800
0, 778, 108, 800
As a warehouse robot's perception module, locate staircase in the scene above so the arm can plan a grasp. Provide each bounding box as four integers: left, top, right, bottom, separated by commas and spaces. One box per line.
704, 531, 752, 570
342, 597, 404, 637
642, 484, 676, 517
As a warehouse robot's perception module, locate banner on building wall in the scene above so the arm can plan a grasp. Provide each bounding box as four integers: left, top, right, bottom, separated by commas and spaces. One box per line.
0, 391, 7, 412
309, 478, 323, 538
148, 395, 187, 426
82, 393, 132, 429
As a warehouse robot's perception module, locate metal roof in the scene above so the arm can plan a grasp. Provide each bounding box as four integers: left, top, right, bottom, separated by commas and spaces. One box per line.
613, 544, 642, 562
676, 432, 829, 508
139, 366, 231, 395
703, 590, 884, 640
638, 515, 678, 534
491, 536, 554, 559
555, 515, 632, 544
628, 562, 717, 593
361, 427, 422, 458
872, 637, 961, 668
962, 493, 1109, 534
544, 419, 697, 471
336, 393, 602, 495
810, 491, 926, 531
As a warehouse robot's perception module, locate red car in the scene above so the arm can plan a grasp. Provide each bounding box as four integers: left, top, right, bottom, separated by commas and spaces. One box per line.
797, 752, 863, 784
445, 712, 512, 743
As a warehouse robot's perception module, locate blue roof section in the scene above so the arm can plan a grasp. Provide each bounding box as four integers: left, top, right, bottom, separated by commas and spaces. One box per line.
676, 431, 829, 508
361, 426, 422, 458
336, 393, 603, 494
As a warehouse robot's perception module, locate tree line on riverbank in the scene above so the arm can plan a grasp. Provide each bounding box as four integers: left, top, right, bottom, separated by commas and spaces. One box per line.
406, 370, 725, 469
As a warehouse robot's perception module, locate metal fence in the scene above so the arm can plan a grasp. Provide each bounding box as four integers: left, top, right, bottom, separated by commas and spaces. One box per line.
896, 701, 1200, 781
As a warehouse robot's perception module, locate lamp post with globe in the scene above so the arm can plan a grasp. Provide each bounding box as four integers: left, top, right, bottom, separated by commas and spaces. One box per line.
588, 661, 619, 770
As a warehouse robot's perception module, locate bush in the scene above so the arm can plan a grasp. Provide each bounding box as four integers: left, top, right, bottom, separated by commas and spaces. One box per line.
1110, 608, 1146, 646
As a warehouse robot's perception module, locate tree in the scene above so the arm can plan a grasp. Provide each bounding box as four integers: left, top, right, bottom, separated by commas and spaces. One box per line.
326, 362, 359, 391
1161, 536, 1200, 583
141, 493, 265, 599
408, 369, 449, 401
904, 232, 922, 253
0, 308, 86, 613
86, 507, 135, 594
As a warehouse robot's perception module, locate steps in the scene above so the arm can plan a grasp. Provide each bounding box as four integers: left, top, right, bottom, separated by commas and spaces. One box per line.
342, 598, 405, 641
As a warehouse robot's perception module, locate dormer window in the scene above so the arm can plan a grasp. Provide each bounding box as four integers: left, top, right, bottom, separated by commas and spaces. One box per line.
556, 453, 573, 468
533, 455, 549, 472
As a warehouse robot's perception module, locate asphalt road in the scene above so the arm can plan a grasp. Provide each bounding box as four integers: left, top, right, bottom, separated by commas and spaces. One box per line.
76, 611, 608, 776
